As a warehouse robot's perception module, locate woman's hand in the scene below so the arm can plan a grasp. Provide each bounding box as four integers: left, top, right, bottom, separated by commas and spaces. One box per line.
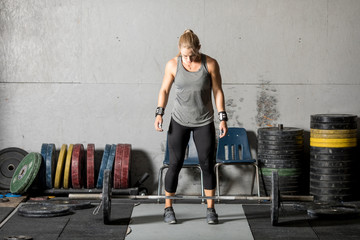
219, 121, 228, 138
154, 115, 164, 132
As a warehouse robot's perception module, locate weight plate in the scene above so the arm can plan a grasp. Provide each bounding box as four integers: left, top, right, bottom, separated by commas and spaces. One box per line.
310, 173, 353, 182
310, 159, 353, 168
96, 144, 111, 189
310, 146, 357, 155
259, 162, 303, 169
310, 153, 354, 160
314, 194, 352, 202
120, 144, 131, 189
310, 186, 352, 195
45, 200, 92, 210
39, 144, 48, 189
103, 169, 112, 224
310, 180, 353, 189
310, 132, 357, 139
257, 139, 304, 145
105, 144, 116, 171
307, 205, 359, 219
257, 144, 303, 150
54, 144, 67, 189
257, 149, 303, 155
310, 129, 357, 135
257, 153, 303, 160
10, 153, 42, 194
18, 203, 71, 218
257, 135, 303, 141
310, 138, 357, 148
45, 144, 56, 189
271, 171, 279, 226
310, 122, 357, 130
261, 168, 302, 177
71, 144, 85, 189
310, 114, 357, 123
310, 167, 353, 175
113, 144, 123, 189
63, 144, 73, 189
0, 147, 28, 189
87, 144, 95, 189
258, 127, 303, 136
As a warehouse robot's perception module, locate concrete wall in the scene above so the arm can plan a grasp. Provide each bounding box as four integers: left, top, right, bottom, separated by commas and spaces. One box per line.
1, 0, 359, 194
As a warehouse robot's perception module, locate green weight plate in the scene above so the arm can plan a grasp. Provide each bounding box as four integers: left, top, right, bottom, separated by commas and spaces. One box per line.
0, 147, 28, 189
10, 153, 42, 194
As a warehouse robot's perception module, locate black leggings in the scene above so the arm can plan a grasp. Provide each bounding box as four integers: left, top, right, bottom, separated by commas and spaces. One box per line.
165, 118, 216, 193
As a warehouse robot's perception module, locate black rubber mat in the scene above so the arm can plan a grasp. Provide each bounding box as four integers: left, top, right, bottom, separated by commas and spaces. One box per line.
243, 204, 360, 240
0, 202, 133, 240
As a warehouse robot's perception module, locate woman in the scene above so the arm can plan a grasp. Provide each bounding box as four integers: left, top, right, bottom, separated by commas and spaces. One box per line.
154, 29, 228, 224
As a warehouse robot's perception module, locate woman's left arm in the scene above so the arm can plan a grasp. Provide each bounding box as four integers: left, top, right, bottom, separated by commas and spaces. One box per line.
208, 57, 228, 138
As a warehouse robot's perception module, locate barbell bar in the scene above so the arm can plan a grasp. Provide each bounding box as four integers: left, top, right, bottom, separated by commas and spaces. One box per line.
69, 170, 313, 226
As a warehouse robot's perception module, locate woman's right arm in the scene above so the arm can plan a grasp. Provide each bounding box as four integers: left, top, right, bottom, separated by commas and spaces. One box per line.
154, 58, 176, 132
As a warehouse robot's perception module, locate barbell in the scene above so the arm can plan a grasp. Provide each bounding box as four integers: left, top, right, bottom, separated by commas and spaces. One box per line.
69, 169, 313, 226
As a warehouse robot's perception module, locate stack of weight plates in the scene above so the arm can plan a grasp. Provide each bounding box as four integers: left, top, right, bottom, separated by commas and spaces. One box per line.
40, 143, 132, 190
258, 125, 304, 196
310, 114, 358, 202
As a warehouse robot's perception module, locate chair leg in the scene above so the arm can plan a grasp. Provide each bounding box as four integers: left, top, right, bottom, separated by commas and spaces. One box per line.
197, 166, 205, 203
214, 163, 222, 203
255, 164, 260, 197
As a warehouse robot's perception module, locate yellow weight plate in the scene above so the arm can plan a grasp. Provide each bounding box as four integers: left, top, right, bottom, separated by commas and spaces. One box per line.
310, 129, 357, 135
63, 144, 73, 189
310, 138, 357, 148
310, 133, 357, 139
54, 144, 67, 189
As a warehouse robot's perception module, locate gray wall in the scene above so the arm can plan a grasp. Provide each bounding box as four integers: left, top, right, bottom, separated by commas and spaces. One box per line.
1, 0, 359, 194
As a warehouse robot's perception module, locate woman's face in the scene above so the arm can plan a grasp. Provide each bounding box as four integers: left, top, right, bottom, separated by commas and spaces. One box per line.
180, 47, 199, 65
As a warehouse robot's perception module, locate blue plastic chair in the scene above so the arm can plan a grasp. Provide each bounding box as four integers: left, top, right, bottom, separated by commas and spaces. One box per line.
215, 127, 260, 198
157, 132, 205, 198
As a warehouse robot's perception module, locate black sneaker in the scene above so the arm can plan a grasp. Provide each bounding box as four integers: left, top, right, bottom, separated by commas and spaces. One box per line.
164, 207, 177, 224
207, 208, 219, 224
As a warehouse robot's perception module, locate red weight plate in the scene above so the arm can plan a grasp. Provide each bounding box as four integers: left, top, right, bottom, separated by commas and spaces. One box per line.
86, 144, 95, 189
120, 144, 131, 189
113, 144, 123, 189
71, 144, 84, 189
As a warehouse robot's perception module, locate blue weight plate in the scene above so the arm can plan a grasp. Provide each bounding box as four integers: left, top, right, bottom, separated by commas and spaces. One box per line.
105, 144, 116, 171
39, 144, 48, 189
96, 144, 111, 188
45, 144, 56, 189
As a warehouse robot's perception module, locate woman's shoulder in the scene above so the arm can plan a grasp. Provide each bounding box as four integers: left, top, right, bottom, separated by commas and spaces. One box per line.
164, 56, 178, 76
204, 55, 219, 71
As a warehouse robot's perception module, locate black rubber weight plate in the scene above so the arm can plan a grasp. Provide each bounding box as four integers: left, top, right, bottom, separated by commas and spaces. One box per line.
0, 148, 28, 189
307, 205, 360, 219
310, 114, 357, 123
103, 169, 112, 224
45, 200, 92, 210
18, 203, 71, 218
4, 236, 33, 240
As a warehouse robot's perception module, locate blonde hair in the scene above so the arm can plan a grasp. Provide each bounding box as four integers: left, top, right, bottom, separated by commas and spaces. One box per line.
177, 29, 201, 56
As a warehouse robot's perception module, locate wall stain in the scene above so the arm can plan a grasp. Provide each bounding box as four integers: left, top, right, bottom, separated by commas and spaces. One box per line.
256, 80, 280, 127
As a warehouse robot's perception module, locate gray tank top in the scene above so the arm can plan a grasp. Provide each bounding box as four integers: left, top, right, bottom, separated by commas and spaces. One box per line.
171, 54, 214, 127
